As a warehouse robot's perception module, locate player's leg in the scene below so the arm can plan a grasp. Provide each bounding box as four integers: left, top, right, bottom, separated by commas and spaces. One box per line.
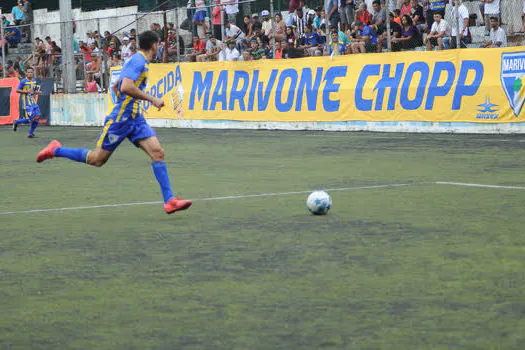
37, 117, 124, 165
27, 105, 42, 137
13, 106, 32, 131
132, 122, 192, 213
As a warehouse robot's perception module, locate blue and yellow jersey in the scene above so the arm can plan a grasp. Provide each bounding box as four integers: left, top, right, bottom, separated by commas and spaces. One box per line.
111, 51, 149, 122
17, 78, 39, 109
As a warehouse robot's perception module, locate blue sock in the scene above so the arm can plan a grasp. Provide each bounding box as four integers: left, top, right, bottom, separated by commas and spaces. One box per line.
152, 161, 174, 203
54, 147, 90, 163
28, 120, 38, 135
15, 118, 30, 125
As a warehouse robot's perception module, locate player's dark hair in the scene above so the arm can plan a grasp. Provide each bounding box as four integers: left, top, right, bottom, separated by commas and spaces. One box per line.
26, 67, 34, 72
138, 30, 159, 50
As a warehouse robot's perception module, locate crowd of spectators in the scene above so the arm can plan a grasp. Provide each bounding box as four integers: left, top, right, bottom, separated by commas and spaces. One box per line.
0, 0, 518, 80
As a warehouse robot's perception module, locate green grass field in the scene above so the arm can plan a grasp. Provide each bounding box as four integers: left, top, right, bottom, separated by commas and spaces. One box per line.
1, 126, 525, 350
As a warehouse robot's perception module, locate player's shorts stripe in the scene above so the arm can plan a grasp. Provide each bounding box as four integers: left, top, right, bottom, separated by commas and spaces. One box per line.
96, 119, 114, 148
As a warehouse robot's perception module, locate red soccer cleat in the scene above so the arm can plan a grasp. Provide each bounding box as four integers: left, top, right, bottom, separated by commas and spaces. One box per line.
36, 140, 61, 163
164, 196, 192, 214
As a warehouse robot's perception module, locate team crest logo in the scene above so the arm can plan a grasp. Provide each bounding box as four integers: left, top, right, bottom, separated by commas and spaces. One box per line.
108, 134, 119, 144
501, 52, 525, 118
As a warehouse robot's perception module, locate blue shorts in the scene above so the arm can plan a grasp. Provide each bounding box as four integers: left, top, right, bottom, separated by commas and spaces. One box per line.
25, 104, 41, 119
96, 116, 156, 152
193, 10, 206, 22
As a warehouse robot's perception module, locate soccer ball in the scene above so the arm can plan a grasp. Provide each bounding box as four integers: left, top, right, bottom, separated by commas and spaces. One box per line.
306, 190, 332, 215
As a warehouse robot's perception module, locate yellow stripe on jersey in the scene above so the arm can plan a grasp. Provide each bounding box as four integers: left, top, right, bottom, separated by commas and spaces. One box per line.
96, 119, 114, 148
115, 96, 133, 122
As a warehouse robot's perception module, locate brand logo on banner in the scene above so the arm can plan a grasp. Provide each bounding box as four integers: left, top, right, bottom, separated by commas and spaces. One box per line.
501, 52, 525, 117
476, 96, 498, 119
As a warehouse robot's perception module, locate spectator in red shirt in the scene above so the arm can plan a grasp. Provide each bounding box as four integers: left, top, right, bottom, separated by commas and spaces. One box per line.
355, 3, 371, 26
79, 40, 93, 63
187, 35, 206, 62
212, 0, 222, 40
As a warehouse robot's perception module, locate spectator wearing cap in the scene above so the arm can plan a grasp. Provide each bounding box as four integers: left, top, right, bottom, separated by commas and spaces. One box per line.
221, 40, 240, 61
261, 10, 273, 40
351, 20, 378, 53
197, 32, 222, 62
1, 16, 11, 28
121, 37, 133, 64
11, 2, 24, 26
307, 9, 316, 27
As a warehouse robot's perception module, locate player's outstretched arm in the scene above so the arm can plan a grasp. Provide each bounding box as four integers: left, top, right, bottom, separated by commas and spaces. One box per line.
120, 78, 164, 110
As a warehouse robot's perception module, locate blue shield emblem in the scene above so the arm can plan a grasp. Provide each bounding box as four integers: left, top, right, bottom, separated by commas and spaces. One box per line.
501, 52, 525, 118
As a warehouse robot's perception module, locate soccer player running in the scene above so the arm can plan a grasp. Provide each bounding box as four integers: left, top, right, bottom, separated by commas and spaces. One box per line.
36, 31, 192, 214
13, 67, 41, 138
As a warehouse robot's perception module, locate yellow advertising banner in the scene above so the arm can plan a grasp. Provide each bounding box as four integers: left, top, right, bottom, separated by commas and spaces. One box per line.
109, 47, 525, 123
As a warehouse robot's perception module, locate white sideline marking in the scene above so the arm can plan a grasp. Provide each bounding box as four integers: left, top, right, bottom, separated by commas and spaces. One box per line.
436, 181, 525, 190
0, 183, 411, 216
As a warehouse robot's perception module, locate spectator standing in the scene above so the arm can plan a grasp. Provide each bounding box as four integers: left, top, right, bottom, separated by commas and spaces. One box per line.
22, 0, 32, 43
325, 0, 340, 30
480, 0, 499, 35
450, 0, 470, 48
291, 8, 307, 43
193, 0, 209, 35
339, 0, 355, 32
223, 0, 239, 24
424, 12, 451, 50
11, 2, 24, 26
212, 0, 222, 40
483, 16, 506, 47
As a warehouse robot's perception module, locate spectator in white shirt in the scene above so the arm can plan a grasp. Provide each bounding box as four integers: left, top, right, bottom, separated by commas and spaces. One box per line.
450, 0, 470, 48
424, 12, 451, 50
221, 40, 240, 61
120, 37, 133, 63
225, 21, 245, 46
479, 0, 499, 35
223, 0, 239, 24
483, 16, 506, 47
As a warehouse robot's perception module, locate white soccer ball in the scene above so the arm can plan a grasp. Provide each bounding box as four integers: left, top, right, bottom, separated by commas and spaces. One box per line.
306, 190, 332, 215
